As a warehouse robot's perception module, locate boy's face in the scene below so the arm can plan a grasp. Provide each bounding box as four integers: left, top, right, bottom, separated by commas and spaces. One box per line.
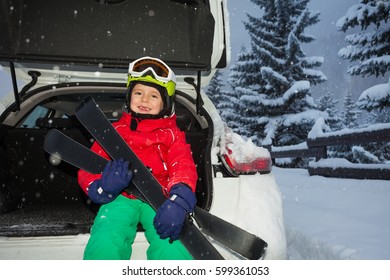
130, 83, 164, 115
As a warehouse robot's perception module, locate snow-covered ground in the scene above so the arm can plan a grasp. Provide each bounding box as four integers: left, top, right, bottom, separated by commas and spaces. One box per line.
274, 167, 390, 260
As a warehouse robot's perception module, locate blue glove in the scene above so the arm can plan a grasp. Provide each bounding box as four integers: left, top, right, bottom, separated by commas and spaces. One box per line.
153, 183, 197, 241
88, 158, 133, 204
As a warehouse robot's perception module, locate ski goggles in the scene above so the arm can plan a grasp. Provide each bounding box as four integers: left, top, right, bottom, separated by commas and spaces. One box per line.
127, 56, 176, 96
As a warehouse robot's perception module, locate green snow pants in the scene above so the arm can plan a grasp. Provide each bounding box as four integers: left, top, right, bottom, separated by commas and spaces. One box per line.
83, 195, 193, 260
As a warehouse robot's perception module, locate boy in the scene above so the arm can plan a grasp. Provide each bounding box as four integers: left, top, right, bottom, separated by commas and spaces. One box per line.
78, 56, 198, 260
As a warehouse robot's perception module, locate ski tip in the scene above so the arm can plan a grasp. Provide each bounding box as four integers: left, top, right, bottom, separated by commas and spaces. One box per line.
83, 96, 94, 104
75, 96, 96, 113
258, 243, 268, 260
43, 129, 59, 152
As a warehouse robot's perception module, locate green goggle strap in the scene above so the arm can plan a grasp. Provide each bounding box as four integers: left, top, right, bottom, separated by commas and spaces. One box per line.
127, 75, 176, 96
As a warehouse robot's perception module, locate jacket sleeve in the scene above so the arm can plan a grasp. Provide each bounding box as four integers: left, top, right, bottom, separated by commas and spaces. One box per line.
77, 141, 111, 195
165, 128, 198, 193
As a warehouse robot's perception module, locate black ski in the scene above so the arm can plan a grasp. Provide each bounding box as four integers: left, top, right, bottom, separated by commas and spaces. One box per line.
76, 96, 268, 260
43, 129, 146, 201
44, 128, 268, 259
44, 130, 222, 260
75, 97, 225, 260
44, 129, 267, 259
44, 96, 268, 259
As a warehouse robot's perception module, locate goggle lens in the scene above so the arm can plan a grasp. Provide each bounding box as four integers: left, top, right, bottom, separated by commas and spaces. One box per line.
132, 59, 170, 78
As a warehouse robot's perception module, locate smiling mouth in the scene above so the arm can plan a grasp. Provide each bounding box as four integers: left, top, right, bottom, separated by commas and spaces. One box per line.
138, 106, 151, 111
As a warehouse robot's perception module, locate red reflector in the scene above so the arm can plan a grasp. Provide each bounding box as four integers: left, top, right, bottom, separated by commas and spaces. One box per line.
222, 153, 272, 176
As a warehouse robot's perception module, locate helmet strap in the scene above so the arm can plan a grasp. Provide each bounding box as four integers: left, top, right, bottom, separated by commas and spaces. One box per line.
130, 117, 139, 131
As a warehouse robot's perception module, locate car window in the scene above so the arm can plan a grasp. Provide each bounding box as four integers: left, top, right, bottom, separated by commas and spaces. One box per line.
0, 67, 17, 115
16, 93, 127, 129
19, 105, 51, 128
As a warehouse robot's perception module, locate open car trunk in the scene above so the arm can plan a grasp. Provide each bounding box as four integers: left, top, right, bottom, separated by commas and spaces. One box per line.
0, 0, 218, 69
0, 85, 213, 237
0, 0, 226, 238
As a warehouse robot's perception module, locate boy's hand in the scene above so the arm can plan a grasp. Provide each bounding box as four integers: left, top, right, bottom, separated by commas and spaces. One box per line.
153, 183, 196, 241
88, 158, 133, 204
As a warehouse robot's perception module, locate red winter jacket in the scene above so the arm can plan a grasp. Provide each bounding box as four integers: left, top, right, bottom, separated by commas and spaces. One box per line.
77, 112, 198, 199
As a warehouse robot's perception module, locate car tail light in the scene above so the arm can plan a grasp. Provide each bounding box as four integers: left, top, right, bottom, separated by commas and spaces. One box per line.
221, 148, 272, 176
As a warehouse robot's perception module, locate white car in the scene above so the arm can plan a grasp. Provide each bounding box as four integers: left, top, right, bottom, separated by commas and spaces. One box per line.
0, 0, 286, 260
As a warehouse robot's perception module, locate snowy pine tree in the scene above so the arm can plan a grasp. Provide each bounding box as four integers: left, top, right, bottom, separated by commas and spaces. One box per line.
329, 91, 389, 164
364, 105, 390, 163
205, 70, 242, 132
315, 91, 342, 131
329, 93, 362, 162
226, 45, 260, 137
337, 0, 390, 112
238, 0, 326, 146
341, 93, 360, 129
205, 70, 224, 107
352, 146, 381, 164
368, 107, 390, 124
228, 45, 258, 92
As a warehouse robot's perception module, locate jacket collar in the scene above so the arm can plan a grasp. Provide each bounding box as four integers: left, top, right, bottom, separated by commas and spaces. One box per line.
120, 112, 177, 132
